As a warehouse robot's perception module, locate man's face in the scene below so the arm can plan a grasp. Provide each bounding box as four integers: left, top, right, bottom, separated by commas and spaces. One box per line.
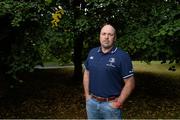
100, 25, 116, 49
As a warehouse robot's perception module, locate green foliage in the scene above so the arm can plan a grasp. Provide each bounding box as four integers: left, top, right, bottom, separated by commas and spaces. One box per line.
1, 0, 179, 85
155, 19, 180, 36
75, 17, 91, 32
53, 0, 179, 64
40, 28, 73, 65
0, 0, 47, 27
116, 0, 180, 64
0, 0, 57, 83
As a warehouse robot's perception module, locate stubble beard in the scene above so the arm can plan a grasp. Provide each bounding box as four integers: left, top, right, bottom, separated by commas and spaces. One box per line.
101, 43, 114, 52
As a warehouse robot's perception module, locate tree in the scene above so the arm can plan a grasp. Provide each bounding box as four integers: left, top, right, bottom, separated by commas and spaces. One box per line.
58, 0, 179, 80
1, 0, 178, 88
0, 0, 62, 92
116, 0, 180, 65
55, 0, 127, 81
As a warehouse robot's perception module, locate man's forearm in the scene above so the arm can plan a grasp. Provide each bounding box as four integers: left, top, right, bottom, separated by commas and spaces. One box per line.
83, 70, 90, 98
117, 76, 135, 105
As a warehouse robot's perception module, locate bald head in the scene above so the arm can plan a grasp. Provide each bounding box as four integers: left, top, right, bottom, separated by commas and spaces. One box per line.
99, 24, 116, 52
100, 24, 116, 35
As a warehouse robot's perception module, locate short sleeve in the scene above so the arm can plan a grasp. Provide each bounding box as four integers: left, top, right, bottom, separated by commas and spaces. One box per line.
84, 49, 94, 70
84, 56, 89, 70
120, 53, 134, 79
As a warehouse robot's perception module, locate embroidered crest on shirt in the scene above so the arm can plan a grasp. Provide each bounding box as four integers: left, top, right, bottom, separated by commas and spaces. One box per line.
109, 58, 115, 63
106, 58, 116, 67
90, 56, 94, 60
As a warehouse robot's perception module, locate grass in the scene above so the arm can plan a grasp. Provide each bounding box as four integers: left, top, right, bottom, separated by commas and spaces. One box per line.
133, 61, 180, 74
0, 61, 179, 119
124, 61, 180, 118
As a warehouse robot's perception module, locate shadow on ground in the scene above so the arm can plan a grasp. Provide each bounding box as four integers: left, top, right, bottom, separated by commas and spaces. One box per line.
0, 69, 180, 119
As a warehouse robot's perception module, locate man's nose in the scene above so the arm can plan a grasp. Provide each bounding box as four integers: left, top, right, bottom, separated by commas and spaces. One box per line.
105, 34, 109, 38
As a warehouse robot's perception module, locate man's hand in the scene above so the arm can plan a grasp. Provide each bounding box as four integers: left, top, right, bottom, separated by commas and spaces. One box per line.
111, 100, 123, 109
85, 94, 91, 101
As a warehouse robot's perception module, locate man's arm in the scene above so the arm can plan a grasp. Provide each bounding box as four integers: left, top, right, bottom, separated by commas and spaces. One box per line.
113, 76, 135, 108
83, 69, 91, 100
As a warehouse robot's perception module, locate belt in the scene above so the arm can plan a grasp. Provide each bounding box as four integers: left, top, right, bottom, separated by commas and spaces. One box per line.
91, 94, 116, 102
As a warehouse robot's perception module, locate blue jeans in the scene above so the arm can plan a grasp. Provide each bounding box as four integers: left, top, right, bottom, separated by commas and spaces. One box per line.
86, 97, 122, 119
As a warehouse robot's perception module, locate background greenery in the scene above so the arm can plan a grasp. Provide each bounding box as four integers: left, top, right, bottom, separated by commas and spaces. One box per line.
0, 0, 179, 96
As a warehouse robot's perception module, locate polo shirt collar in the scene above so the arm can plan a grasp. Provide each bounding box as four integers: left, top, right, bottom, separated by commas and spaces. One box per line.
97, 46, 117, 54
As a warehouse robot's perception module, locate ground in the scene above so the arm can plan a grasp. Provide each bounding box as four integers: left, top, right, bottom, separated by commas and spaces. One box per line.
0, 62, 180, 119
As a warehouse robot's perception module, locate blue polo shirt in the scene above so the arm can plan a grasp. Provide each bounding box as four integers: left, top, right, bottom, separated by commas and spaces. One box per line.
84, 46, 134, 98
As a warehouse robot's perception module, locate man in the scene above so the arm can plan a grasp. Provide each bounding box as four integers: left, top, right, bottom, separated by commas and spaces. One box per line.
83, 23, 135, 119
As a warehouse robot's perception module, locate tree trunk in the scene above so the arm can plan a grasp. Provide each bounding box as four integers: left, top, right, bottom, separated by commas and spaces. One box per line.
73, 32, 84, 81
0, 15, 12, 98
71, 0, 85, 81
